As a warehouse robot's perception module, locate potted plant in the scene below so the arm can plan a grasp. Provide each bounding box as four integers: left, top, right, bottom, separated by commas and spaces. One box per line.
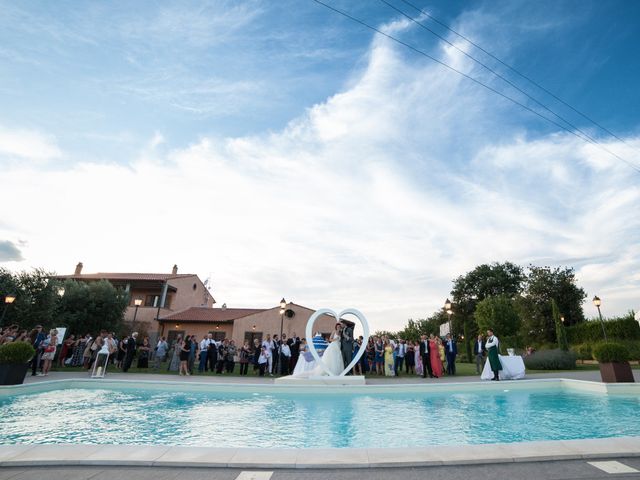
593, 342, 635, 383
0, 342, 36, 385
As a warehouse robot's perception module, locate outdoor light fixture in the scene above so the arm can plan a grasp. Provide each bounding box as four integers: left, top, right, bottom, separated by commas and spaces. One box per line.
1, 294, 16, 325
132, 297, 142, 329
252, 324, 256, 331
592, 295, 607, 341
560, 315, 565, 323
444, 299, 453, 337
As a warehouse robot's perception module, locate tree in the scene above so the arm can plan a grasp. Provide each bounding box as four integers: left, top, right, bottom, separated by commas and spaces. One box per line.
552, 298, 569, 351
0, 268, 63, 329
519, 265, 586, 344
56, 279, 128, 335
451, 262, 525, 306
396, 313, 447, 341
451, 262, 525, 360
475, 294, 521, 347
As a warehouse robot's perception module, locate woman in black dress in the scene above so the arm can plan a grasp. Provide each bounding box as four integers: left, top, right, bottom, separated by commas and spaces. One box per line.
179, 335, 191, 376
137, 336, 151, 368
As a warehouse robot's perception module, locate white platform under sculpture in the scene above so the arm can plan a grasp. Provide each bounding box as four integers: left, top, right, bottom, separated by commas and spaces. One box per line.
275, 375, 366, 385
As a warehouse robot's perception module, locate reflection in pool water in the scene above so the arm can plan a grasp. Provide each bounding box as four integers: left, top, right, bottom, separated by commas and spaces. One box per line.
0, 387, 638, 448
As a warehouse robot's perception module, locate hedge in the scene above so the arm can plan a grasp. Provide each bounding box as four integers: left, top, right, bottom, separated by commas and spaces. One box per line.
523, 348, 577, 370
566, 316, 640, 344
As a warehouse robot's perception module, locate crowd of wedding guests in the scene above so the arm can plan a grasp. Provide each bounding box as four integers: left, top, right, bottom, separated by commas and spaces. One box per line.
1, 322, 485, 378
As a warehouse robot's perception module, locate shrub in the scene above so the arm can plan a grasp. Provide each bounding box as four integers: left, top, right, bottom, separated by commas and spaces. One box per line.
571, 343, 593, 361
523, 348, 577, 370
0, 342, 36, 364
592, 342, 630, 363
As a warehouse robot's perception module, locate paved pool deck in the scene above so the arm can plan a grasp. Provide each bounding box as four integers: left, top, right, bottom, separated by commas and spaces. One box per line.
1, 370, 638, 469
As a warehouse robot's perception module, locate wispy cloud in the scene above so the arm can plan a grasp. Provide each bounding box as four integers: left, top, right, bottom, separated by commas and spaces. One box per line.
0, 125, 62, 163
1, 5, 638, 329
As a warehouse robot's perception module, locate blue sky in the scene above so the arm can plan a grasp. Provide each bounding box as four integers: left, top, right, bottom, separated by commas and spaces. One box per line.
1, 0, 639, 330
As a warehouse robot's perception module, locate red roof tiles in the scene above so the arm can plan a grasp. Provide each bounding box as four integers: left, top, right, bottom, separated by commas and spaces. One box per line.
160, 307, 265, 323
56, 273, 197, 281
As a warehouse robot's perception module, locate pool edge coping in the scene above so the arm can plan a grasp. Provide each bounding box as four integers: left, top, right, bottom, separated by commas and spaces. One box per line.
1, 437, 639, 469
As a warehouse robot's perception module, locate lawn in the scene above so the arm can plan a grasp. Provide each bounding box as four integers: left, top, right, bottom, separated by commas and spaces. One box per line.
52, 360, 629, 379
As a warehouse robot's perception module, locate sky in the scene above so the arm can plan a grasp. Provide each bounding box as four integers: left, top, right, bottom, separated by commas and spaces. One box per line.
1, 0, 639, 331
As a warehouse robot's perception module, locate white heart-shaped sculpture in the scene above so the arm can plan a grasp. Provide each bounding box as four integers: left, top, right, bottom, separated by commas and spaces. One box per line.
305, 308, 370, 377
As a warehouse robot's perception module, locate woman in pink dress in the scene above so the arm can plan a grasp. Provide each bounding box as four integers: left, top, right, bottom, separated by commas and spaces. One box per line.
429, 335, 443, 378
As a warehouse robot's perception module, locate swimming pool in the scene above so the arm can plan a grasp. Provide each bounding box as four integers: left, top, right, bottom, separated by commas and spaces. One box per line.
1, 380, 639, 448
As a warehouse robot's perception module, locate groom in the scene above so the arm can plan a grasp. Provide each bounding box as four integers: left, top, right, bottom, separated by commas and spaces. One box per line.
340, 321, 354, 375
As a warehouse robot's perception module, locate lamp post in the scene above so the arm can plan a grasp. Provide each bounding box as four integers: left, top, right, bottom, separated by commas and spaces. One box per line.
132, 298, 142, 330
444, 298, 453, 336
278, 298, 286, 371
592, 296, 607, 341
1, 294, 16, 326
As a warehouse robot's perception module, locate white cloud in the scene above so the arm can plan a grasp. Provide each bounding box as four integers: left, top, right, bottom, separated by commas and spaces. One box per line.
1, 11, 638, 330
0, 126, 62, 163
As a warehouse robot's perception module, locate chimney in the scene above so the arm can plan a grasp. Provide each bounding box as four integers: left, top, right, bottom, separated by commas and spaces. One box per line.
74, 262, 83, 275
172, 264, 178, 275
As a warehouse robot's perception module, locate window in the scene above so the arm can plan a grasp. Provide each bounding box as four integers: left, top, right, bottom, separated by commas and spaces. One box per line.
210, 331, 226, 341
144, 295, 169, 308
145, 295, 160, 307
167, 330, 185, 346
244, 331, 262, 345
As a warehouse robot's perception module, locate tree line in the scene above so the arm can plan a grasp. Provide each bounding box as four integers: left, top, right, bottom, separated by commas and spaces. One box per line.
0, 268, 128, 335
389, 262, 632, 361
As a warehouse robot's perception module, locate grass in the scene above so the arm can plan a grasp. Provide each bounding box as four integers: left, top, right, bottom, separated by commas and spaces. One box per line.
53, 360, 627, 379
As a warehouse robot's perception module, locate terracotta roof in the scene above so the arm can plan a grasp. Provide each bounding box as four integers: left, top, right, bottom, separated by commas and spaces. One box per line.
160, 307, 266, 323
55, 273, 197, 282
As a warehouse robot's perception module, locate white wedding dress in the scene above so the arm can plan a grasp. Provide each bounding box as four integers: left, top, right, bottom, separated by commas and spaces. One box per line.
293, 332, 345, 377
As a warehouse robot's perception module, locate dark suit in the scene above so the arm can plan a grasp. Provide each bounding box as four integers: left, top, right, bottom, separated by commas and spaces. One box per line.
445, 339, 457, 375
122, 337, 137, 372
340, 326, 354, 374
288, 337, 300, 371
473, 339, 485, 374
419, 340, 433, 378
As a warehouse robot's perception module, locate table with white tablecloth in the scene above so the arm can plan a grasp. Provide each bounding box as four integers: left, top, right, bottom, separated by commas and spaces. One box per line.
481, 354, 526, 380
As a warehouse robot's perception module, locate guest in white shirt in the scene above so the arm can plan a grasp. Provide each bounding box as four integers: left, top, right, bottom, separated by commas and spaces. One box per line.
198, 333, 213, 372
394, 339, 406, 376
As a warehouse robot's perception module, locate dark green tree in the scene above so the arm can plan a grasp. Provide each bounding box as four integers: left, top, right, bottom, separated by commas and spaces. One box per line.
519, 265, 586, 345
475, 294, 521, 348
57, 279, 128, 335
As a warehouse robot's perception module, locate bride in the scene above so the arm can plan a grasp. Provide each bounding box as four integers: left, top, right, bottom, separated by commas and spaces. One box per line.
293, 323, 344, 377
318, 323, 345, 376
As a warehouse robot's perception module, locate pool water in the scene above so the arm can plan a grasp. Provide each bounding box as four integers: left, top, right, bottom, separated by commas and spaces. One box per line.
0, 387, 638, 448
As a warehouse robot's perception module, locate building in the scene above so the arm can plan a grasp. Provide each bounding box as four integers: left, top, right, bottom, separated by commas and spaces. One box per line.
159, 303, 338, 346
57, 262, 214, 335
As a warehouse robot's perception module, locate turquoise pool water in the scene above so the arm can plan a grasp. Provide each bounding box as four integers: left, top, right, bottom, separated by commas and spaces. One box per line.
0, 387, 638, 448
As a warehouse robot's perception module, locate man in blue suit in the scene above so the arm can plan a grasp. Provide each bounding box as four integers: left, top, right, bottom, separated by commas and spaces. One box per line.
445, 333, 457, 375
